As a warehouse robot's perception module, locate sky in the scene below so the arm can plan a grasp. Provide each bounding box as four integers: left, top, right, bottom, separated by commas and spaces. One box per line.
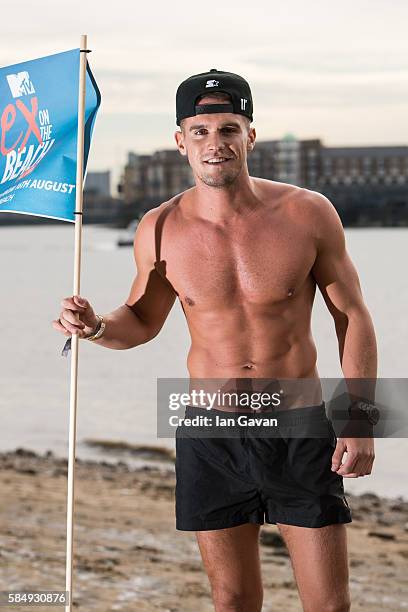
2, 0, 407, 194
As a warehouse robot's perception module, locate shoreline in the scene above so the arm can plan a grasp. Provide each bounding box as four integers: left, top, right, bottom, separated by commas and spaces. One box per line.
1, 447, 407, 610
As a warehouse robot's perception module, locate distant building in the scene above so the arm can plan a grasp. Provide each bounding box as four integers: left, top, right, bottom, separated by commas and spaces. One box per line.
315, 145, 408, 224
119, 151, 193, 218
84, 171, 111, 196
83, 192, 122, 225
118, 135, 408, 225
82, 170, 123, 224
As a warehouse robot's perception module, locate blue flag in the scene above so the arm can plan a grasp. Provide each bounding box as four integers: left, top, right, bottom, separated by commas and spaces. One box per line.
0, 48, 100, 222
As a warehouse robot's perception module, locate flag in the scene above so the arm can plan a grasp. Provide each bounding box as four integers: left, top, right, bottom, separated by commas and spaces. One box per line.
0, 48, 101, 222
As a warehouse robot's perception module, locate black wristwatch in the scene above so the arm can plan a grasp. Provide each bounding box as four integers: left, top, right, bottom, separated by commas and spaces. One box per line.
348, 399, 380, 426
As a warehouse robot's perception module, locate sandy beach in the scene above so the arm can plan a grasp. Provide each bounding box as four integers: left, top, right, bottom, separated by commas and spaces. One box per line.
0, 446, 407, 611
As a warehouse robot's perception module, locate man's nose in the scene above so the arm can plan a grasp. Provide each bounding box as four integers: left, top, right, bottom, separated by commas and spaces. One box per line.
206, 131, 227, 151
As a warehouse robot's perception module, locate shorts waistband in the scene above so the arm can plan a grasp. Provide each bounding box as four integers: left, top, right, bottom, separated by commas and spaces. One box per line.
184, 401, 327, 426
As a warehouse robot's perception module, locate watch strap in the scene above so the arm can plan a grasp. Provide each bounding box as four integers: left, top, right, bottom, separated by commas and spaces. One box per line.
85, 315, 106, 341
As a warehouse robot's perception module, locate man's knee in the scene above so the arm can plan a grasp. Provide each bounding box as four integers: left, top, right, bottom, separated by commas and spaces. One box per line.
211, 583, 263, 612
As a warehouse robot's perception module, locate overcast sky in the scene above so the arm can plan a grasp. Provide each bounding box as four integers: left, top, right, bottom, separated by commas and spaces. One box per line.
2, 0, 407, 192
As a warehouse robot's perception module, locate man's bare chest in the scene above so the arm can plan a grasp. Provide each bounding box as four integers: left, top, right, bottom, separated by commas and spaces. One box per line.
157, 217, 317, 308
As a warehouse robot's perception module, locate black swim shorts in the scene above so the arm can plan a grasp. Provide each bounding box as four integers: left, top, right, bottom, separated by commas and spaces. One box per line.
175, 402, 352, 531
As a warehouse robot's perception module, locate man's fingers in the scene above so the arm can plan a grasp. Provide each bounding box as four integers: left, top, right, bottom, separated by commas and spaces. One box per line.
336, 453, 375, 477
60, 309, 85, 329
331, 441, 346, 471
73, 295, 88, 307
54, 313, 83, 334
332, 436, 375, 477
52, 296, 92, 338
335, 452, 358, 476
61, 295, 87, 312
52, 318, 88, 337
51, 319, 71, 336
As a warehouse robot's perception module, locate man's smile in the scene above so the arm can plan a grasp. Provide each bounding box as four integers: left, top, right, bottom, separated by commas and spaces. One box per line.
204, 157, 233, 165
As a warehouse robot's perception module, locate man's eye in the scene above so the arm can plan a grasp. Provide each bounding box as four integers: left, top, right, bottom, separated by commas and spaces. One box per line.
194, 130, 206, 135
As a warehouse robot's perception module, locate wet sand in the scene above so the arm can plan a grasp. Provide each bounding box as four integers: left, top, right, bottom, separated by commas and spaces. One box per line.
0, 447, 407, 611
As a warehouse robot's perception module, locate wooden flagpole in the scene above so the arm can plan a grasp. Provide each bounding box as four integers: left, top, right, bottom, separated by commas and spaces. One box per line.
65, 33, 88, 612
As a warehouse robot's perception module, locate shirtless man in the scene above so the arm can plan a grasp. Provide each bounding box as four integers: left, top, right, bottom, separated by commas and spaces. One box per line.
52, 69, 377, 612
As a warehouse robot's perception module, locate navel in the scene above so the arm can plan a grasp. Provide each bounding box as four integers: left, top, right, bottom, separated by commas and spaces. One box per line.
185, 296, 195, 306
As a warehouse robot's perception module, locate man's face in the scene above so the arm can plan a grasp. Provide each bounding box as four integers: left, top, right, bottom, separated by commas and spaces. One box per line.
175, 96, 256, 188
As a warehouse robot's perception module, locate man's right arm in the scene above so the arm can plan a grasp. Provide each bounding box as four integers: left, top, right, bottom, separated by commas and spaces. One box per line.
95, 206, 177, 349
53, 206, 177, 350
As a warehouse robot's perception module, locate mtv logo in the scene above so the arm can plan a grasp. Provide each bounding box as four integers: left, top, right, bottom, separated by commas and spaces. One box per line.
206, 79, 219, 88
6, 72, 35, 98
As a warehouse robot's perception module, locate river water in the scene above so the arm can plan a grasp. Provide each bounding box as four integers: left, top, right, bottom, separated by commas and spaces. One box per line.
0, 224, 406, 499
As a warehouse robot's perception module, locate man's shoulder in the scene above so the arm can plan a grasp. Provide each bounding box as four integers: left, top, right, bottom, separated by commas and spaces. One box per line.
254, 178, 331, 208
138, 188, 193, 226
294, 186, 342, 225
252, 176, 298, 199
254, 179, 343, 237
288, 186, 344, 242
266, 180, 337, 219
294, 185, 333, 209
251, 176, 322, 206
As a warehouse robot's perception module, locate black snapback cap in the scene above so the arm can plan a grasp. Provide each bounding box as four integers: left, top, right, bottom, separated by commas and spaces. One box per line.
176, 68, 253, 126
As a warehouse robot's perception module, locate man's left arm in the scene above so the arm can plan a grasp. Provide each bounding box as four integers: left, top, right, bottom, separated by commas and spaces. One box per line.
308, 190, 377, 478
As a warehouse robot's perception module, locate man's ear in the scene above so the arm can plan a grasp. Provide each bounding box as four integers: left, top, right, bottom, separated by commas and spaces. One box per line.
247, 127, 256, 151
175, 130, 187, 156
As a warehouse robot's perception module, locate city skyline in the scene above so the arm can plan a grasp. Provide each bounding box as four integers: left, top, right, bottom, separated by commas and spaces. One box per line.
2, 0, 407, 192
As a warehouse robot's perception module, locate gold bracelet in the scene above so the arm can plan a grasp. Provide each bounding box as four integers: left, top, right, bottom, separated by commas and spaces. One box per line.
85, 314, 106, 341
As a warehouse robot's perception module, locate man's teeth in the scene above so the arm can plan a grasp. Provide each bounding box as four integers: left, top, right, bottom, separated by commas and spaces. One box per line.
207, 158, 228, 163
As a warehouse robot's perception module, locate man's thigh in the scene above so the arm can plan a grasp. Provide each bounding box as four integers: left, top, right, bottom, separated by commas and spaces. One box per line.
196, 523, 263, 609
277, 522, 351, 611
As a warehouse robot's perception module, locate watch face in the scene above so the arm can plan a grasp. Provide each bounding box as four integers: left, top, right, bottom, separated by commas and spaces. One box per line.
368, 406, 380, 425
354, 401, 379, 425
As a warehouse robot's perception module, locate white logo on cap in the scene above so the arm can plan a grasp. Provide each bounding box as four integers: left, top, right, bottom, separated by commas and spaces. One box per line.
206, 80, 219, 88
241, 98, 248, 110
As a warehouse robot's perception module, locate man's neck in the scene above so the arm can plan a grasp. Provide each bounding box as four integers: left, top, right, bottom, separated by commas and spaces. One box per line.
187, 175, 262, 224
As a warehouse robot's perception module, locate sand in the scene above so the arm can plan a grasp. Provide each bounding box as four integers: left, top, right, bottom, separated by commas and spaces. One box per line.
0, 448, 407, 611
